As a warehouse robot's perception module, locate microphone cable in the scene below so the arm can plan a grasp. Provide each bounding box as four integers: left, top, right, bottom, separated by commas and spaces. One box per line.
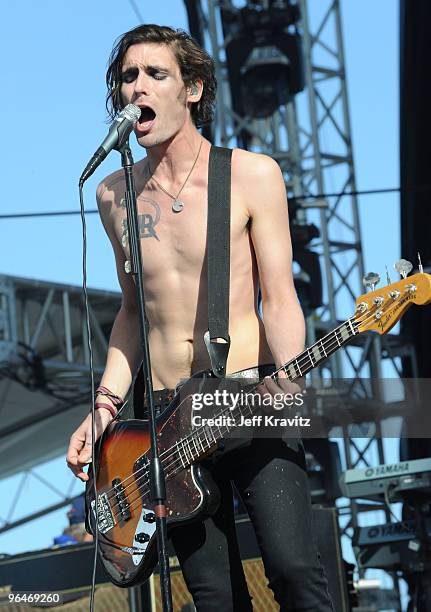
78, 182, 99, 612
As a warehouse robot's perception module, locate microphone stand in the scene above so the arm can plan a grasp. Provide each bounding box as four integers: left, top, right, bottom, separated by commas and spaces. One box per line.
118, 139, 173, 612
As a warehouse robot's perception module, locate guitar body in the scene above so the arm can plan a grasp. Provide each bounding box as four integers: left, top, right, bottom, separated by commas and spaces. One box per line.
85, 389, 220, 587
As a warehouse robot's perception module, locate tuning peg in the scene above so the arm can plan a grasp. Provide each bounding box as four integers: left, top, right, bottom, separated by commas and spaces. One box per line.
385, 265, 392, 285
363, 272, 380, 291
394, 259, 413, 279
418, 252, 424, 273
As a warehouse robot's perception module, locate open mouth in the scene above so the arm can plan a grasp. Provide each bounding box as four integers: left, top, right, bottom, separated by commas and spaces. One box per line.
139, 106, 156, 124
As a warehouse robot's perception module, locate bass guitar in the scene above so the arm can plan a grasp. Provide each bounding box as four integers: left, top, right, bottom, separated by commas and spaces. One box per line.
86, 271, 431, 586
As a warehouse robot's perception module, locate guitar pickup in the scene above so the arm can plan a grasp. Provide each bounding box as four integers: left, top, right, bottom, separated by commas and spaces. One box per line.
113, 478, 131, 522
134, 453, 149, 473
91, 492, 116, 534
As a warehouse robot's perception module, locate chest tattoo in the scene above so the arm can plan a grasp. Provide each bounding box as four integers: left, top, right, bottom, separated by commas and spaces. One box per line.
121, 197, 161, 245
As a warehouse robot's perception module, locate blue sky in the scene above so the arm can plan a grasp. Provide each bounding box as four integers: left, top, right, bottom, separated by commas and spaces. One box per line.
0, 0, 399, 556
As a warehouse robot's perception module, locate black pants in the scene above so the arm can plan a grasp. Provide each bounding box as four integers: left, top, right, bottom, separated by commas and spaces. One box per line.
169, 438, 335, 612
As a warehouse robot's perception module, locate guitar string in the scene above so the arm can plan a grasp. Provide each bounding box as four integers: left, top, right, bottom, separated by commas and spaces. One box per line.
100, 309, 387, 522
87, 295, 411, 554
102, 306, 392, 525
99, 313, 363, 507
99, 302, 391, 520
102, 290, 410, 521
109, 292, 412, 524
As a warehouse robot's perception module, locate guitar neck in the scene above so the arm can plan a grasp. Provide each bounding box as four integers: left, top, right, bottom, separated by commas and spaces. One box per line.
168, 272, 431, 472
278, 317, 358, 381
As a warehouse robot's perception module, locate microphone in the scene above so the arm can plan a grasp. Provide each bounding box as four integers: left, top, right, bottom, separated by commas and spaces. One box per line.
79, 103, 141, 185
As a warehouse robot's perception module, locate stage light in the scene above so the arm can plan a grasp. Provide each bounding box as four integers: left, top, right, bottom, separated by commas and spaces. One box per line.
241, 59, 294, 118
291, 222, 322, 314
222, 1, 304, 120
257, 221, 322, 316
240, 3, 301, 32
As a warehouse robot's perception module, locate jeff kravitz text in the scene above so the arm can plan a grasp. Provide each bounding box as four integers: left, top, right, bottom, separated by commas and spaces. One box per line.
191, 413, 311, 428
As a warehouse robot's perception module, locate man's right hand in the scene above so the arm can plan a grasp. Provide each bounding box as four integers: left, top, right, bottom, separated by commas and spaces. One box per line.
66, 410, 113, 481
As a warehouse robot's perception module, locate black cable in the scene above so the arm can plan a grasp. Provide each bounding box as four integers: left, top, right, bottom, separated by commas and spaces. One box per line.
78, 183, 98, 612
0, 210, 93, 219
127, 0, 144, 22
4, 183, 431, 220
291, 186, 402, 200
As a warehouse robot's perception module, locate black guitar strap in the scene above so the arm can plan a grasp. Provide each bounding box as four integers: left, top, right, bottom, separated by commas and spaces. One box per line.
133, 145, 232, 415
204, 145, 232, 378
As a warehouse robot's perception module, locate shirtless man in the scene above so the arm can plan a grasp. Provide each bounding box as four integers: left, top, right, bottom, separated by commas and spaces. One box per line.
67, 24, 334, 611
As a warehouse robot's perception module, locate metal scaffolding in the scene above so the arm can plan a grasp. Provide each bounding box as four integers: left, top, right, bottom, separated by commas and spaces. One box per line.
0, 275, 121, 535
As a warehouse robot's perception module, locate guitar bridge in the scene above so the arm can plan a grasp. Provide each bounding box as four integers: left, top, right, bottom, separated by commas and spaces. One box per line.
113, 478, 131, 522
91, 492, 116, 534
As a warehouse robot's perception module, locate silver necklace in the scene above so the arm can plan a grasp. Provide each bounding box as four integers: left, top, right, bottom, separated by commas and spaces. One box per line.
147, 139, 203, 213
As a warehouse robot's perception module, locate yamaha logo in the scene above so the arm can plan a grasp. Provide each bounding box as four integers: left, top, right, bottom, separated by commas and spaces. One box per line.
364, 462, 409, 478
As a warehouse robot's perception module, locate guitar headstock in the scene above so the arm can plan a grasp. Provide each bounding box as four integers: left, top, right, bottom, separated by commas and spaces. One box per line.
354, 272, 431, 335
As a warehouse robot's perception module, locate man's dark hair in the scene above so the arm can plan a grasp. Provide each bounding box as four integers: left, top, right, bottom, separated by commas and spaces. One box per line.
106, 24, 216, 127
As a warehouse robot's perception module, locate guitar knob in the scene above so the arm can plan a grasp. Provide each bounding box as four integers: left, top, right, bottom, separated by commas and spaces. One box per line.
135, 532, 151, 543
363, 272, 380, 292
144, 512, 156, 523
394, 259, 413, 279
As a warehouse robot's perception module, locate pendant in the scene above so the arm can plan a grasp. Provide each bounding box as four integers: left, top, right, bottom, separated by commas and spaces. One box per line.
172, 199, 184, 213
